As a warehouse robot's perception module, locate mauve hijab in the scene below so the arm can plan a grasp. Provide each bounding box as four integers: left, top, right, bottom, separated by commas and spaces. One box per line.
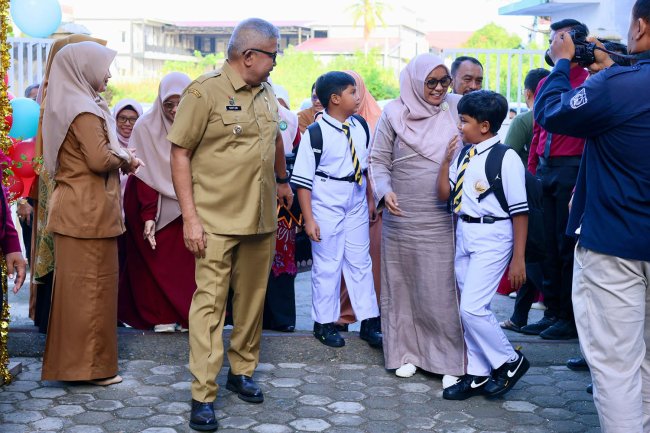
131, 71, 191, 231
383, 53, 461, 163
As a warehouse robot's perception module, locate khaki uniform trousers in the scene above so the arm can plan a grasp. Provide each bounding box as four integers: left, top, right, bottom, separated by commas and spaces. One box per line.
573, 244, 650, 433
189, 232, 275, 402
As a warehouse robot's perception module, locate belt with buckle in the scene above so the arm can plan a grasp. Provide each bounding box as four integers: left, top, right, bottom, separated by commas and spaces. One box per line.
459, 215, 510, 224
315, 171, 356, 183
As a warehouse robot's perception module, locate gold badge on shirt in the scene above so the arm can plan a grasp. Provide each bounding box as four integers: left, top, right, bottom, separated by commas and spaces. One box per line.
474, 180, 488, 194
233, 125, 243, 135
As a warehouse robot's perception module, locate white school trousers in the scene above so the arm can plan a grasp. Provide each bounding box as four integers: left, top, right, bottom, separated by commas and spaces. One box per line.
455, 219, 517, 376
310, 175, 379, 324
573, 244, 650, 433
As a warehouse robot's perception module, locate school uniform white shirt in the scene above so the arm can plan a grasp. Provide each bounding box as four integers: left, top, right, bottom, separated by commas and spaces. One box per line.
290, 110, 378, 324
448, 135, 528, 377
449, 135, 528, 218
291, 111, 369, 190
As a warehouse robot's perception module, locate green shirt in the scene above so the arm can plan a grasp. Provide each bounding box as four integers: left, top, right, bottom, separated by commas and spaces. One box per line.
504, 110, 533, 167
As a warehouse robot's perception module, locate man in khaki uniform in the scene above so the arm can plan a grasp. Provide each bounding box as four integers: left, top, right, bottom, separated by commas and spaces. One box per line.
168, 18, 293, 432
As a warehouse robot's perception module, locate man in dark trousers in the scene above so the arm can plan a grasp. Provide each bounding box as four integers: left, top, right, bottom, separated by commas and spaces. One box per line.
523, 19, 589, 340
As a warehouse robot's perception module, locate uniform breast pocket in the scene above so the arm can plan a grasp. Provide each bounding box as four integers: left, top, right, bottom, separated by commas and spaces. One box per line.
219, 112, 252, 142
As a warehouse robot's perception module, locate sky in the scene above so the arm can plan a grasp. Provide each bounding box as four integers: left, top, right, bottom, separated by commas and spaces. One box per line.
62, 0, 532, 35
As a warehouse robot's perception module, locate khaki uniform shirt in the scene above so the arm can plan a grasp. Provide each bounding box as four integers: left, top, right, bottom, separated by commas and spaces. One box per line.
167, 61, 280, 236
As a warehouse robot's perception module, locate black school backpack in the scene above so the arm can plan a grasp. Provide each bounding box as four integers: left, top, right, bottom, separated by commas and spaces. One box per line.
456, 143, 545, 263
307, 114, 370, 168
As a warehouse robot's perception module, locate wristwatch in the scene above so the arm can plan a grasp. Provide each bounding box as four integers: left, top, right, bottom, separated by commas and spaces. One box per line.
276, 171, 290, 184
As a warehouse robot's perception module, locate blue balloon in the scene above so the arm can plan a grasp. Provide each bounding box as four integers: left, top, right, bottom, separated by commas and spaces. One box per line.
10, 0, 62, 39
9, 97, 40, 140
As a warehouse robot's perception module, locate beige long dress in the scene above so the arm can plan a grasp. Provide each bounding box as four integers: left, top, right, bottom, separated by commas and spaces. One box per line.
370, 108, 466, 376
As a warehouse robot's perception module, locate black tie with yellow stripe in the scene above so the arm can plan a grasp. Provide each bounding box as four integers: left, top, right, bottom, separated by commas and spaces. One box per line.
342, 121, 362, 185
452, 147, 477, 212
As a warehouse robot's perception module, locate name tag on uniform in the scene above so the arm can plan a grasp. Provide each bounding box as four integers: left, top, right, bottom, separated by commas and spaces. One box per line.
226, 105, 242, 111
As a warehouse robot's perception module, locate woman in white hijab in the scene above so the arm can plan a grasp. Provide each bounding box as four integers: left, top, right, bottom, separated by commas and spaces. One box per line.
118, 72, 196, 332
41, 41, 142, 386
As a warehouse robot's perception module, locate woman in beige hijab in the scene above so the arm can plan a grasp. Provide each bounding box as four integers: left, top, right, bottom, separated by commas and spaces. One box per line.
29, 34, 108, 334
41, 41, 142, 385
118, 72, 196, 332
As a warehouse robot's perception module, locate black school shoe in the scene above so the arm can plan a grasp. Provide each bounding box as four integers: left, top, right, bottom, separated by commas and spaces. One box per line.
442, 374, 490, 400
359, 317, 383, 348
313, 322, 345, 347
226, 370, 264, 403
189, 399, 219, 431
484, 350, 530, 398
540, 319, 578, 340
520, 316, 557, 335
566, 356, 589, 371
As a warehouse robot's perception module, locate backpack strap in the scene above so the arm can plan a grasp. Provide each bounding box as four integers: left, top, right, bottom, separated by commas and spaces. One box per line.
307, 122, 323, 170
478, 143, 510, 215
352, 113, 370, 148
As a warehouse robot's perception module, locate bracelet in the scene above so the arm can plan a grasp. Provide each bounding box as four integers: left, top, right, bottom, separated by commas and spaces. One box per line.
276, 171, 290, 184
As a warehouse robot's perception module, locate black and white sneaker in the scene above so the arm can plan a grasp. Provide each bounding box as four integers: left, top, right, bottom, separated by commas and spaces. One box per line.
484, 350, 530, 398
442, 374, 490, 400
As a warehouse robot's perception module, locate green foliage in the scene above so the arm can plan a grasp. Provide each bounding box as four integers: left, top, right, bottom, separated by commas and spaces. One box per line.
161, 51, 225, 80
328, 49, 399, 100
347, 0, 387, 40
104, 51, 225, 106
270, 46, 398, 110
104, 79, 160, 106
461, 23, 548, 102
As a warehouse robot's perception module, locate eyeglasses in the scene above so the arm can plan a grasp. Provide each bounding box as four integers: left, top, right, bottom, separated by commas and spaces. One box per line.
425, 76, 452, 89
243, 48, 278, 62
311, 94, 319, 101
117, 116, 138, 125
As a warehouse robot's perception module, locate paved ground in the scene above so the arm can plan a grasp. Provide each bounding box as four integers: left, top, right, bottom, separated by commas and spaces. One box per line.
2, 272, 599, 432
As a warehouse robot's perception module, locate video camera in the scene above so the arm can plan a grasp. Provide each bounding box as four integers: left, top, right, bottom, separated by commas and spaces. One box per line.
545, 30, 597, 67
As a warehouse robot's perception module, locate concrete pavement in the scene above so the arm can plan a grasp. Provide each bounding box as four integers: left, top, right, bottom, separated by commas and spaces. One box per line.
2, 272, 598, 432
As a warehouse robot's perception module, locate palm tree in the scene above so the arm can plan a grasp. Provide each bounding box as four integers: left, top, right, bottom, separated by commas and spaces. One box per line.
347, 0, 387, 54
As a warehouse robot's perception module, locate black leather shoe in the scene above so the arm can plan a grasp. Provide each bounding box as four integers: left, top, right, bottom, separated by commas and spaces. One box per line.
566, 357, 589, 371
334, 323, 349, 332
313, 322, 345, 347
189, 399, 218, 431
520, 316, 557, 335
586, 383, 593, 394
226, 370, 264, 403
442, 374, 489, 400
484, 350, 530, 398
271, 325, 295, 333
359, 317, 382, 348
540, 319, 578, 340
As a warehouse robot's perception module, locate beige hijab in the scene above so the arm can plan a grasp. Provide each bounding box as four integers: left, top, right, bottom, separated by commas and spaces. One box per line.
132, 71, 191, 231
42, 41, 129, 174
383, 53, 461, 163
35, 35, 107, 161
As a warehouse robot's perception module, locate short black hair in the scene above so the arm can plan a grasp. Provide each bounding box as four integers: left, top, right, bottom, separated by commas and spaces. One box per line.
524, 68, 550, 92
603, 41, 632, 66
457, 90, 508, 134
315, 71, 355, 109
451, 56, 483, 78
550, 19, 589, 38
633, 0, 650, 22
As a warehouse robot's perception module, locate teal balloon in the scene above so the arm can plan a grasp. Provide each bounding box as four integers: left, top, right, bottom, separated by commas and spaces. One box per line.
9, 97, 40, 140
10, 0, 62, 38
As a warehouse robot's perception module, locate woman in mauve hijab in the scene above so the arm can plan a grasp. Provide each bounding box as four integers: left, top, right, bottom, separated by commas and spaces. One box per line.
118, 72, 196, 333
40, 41, 142, 385
369, 54, 465, 382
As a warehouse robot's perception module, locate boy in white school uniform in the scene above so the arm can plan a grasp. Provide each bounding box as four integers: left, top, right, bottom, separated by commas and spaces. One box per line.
436, 90, 530, 400
291, 71, 382, 349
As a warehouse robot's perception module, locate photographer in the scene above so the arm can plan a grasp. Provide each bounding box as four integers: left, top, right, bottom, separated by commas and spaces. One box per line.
535, 1, 650, 432
523, 19, 589, 341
